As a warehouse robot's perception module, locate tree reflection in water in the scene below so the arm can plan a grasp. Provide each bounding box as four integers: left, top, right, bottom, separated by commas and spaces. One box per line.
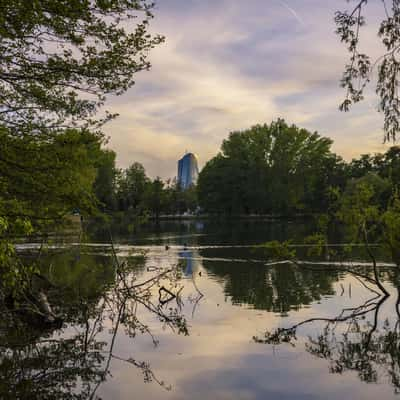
0, 249, 188, 399
202, 258, 340, 313
255, 267, 400, 394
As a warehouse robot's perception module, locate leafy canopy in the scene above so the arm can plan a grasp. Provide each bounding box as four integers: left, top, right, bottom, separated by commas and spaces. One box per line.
198, 119, 345, 215
0, 0, 164, 136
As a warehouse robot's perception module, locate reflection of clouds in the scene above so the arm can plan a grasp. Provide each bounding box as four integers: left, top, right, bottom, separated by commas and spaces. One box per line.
96, 228, 400, 398
94, 240, 400, 399
99, 273, 396, 400
176, 349, 396, 400
104, 0, 390, 178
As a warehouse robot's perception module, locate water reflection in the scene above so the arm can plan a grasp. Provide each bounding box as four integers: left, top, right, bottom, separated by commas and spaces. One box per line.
179, 250, 201, 277
0, 250, 188, 399
202, 258, 340, 312
5, 219, 400, 399
306, 301, 400, 392
255, 269, 400, 395
95, 218, 313, 247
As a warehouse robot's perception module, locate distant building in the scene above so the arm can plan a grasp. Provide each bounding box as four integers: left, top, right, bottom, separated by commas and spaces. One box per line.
177, 152, 199, 189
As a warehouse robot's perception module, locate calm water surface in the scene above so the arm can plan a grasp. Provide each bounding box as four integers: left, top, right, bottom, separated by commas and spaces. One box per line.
5, 220, 400, 399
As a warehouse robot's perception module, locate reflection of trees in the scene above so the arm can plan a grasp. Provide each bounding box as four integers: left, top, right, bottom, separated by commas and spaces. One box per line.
0, 333, 105, 399
0, 249, 188, 399
202, 259, 339, 312
255, 269, 400, 394
306, 308, 400, 389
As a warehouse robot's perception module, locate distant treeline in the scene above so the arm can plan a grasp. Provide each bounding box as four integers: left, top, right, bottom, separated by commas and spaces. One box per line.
90, 119, 400, 220
13, 119, 397, 228
95, 160, 197, 219
197, 119, 400, 216
0, 127, 196, 243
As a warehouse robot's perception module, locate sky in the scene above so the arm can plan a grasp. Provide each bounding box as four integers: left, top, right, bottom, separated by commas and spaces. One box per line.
104, 0, 392, 179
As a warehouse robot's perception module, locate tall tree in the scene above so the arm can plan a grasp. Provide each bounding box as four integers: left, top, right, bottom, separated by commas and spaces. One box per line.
0, 0, 163, 303
0, 128, 104, 229
145, 177, 165, 219
198, 120, 344, 215
117, 162, 150, 213
93, 149, 118, 212
0, 0, 163, 233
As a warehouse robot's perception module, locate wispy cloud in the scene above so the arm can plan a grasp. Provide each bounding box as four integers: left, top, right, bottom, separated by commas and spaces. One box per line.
104, 0, 391, 179
277, 0, 305, 26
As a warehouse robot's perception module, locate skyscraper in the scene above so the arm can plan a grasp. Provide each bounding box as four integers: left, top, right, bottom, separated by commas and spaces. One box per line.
177, 152, 199, 189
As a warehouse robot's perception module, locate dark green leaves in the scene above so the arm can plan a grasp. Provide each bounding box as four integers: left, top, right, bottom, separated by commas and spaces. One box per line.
198, 119, 343, 215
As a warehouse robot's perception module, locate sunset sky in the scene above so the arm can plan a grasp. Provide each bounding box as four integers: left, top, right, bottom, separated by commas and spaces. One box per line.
105, 0, 391, 179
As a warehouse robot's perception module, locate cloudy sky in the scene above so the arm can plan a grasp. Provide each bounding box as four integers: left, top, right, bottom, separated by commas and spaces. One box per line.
104, 0, 391, 179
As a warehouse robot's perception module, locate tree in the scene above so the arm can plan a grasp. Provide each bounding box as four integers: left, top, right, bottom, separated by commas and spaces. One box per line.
337, 173, 394, 285
348, 146, 400, 189
336, 0, 400, 141
348, 154, 376, 179
117, 162, 150, 213
253, 178, 400, 393
145, 177, 165, 219
0, 128, 105, 228
0, 0, 163, 136
0, 128, 115, 297
0, 0, 163, 224
0, 1, 163, 300
198, 120, 344, 215
379, 146, 400, 188
198, 154, 244, 214
93, 149, 118, 212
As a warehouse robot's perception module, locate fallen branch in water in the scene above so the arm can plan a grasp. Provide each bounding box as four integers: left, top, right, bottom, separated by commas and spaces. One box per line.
158, 286, 176, 305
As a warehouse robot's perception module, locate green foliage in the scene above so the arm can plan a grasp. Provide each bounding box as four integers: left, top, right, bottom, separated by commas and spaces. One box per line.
304, 233, 328, 257
0, 0, 163, 135
0, 0, 163, 231
198, 119, 346, 215
0, 126, 117, 294
116, 162, 150, 214
258, 240, 296, 260
0, 127, 109, 231
337, 173, 391, 243
348, 147, 400, 190
332, 148, 400, 265
145, 177, 165, 219
381, 192, 400, 264
0, 249, 188, 398
250, 145, 400, 269
197, 155, 241, 214
114, 165, 199, 224
93, 149, 117, 211
0, 0, 163, 310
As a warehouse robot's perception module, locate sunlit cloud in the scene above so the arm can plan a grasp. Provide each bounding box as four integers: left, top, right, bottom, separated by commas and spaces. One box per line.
104, 0, 393, 179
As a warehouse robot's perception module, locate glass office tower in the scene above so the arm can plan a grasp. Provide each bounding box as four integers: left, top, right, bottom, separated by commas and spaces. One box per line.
177, 152, 199, 189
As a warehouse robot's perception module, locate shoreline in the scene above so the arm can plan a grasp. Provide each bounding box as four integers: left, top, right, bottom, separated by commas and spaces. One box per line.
149, 213, 316, 221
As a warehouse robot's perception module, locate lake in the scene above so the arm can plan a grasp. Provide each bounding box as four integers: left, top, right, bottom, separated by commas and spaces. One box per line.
4, 219, 400, 399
